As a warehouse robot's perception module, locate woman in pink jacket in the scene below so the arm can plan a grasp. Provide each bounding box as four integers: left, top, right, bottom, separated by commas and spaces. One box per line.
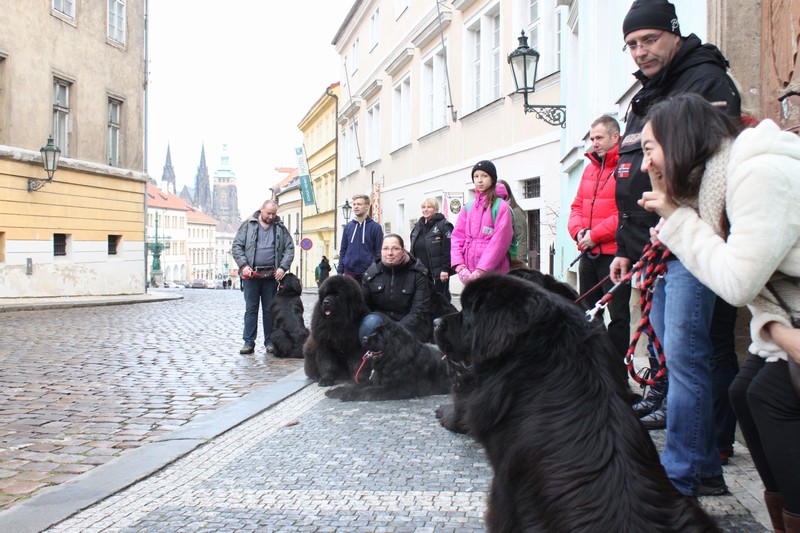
451, 160, 514, 283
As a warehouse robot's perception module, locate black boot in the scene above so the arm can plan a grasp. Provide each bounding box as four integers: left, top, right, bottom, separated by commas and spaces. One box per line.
632, 377, 668, 417
640, 397, 667, 430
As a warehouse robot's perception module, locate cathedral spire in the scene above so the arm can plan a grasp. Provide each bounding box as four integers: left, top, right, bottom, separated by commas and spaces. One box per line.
161, 144, 177, 194
194, 143, 213, 214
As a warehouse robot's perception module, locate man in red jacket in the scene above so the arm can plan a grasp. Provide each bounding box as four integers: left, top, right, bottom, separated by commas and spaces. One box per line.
568, 115, 631, 362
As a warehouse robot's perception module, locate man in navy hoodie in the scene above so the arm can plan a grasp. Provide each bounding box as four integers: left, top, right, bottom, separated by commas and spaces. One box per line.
337, 194, 382, 283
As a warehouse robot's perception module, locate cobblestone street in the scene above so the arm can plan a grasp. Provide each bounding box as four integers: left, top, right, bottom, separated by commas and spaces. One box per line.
0, 288, 308, 510
0, 289, 775, 531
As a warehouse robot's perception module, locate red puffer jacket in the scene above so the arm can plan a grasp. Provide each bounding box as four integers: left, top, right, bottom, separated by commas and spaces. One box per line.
567, 145, 620, 256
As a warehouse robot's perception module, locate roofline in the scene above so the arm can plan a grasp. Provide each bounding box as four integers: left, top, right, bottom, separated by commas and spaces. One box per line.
332, 0, 363, 46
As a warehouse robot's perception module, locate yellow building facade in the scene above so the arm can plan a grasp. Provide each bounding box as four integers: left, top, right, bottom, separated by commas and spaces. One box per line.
297, 83, 340, 284
0, 1, 147, 298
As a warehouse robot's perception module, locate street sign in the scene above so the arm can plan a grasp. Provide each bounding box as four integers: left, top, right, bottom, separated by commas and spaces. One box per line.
300, 238, 313, 251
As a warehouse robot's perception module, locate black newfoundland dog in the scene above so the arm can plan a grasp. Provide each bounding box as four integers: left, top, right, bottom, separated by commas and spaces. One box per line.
303, 275, 369, 386
269, 273, 308, 359
325, 318, 450, 401
434, 275, 719, 532
435, 268, 634, 434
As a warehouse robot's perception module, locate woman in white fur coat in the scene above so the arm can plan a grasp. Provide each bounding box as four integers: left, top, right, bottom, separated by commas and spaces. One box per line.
640, 93, 800, 532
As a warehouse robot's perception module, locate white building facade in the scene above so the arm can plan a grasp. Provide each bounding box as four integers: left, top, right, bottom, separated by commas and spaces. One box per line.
333, 0, 567, 288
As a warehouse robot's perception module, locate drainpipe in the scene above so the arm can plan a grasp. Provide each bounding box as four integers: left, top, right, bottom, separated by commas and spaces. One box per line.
325, 85, 339, 249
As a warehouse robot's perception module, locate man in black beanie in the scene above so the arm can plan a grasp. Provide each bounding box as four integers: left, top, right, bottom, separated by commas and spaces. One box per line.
609, 0, 741, 499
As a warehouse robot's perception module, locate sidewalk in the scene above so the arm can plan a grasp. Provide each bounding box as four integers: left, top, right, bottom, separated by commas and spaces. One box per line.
0, 291, 183, 313
0, 369, 772, 532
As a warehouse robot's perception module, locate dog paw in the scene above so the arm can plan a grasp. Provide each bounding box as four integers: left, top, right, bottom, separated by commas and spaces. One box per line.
325, 386, 347, 399
318, 376, 336, 387
435, 403, 454, 421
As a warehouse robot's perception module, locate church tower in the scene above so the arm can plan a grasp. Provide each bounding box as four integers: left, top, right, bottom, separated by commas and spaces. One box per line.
212, 144, 241, 226
160, 144, 177, 194
193, 144, 213, 214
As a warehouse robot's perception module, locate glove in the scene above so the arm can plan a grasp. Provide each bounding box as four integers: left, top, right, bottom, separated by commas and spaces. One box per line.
469, 269, 484, 281
458, 268, 472, 284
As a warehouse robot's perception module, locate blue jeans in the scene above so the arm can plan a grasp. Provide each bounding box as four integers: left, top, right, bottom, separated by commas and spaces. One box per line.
650, 259, 722, 496
242, 275, 277, 347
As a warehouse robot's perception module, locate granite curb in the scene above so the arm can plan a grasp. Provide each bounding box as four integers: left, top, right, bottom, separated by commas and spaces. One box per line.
0, 369, 312, 533
0, 292, 183, 313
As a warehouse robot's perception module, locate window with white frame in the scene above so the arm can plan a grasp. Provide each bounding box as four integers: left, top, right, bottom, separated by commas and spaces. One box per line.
369, 8, 380, 51
466, 4, 501, 112
351, 37, 360, 74
345, 118, 360, 174
53, 0, 75, 18
421, 45, 449, 134
366, 101, 381, 163
53, 79, 70, 156
523, 0, 540, 57
392, 76, 411, 149
108, 98, 121, 166
518, 0, 558, 77
108, 0, 126, 44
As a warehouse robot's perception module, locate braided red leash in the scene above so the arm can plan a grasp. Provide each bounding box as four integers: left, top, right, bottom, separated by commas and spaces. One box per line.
583, 243, 671, 387
354, 350, 382, 384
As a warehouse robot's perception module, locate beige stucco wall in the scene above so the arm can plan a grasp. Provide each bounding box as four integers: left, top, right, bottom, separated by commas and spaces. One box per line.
0, 1, 145, 169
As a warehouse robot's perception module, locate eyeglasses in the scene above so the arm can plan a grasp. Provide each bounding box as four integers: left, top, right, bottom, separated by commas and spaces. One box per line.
381, 247, 403, 252
622, 31, 665, 53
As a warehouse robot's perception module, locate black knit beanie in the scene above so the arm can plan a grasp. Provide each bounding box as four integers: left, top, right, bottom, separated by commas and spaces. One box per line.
472, 160, 497, 186
623, 0, 681, 38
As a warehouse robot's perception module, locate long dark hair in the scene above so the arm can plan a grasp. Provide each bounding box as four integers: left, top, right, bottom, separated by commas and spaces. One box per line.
645, 93, 740, 203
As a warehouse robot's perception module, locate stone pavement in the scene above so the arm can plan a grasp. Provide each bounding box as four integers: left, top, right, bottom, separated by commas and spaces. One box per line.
0, 288, 310, 511
0, 288, 775, 532
12, 373, 769, 533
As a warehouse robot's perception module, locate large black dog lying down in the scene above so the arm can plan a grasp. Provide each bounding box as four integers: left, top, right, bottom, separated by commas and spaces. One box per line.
325, 318, 450, 401
434, 275, 719, 532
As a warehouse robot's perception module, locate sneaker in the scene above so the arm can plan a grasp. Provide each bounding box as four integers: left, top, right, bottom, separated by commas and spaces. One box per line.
639, 401, 667, 430
698, 474, 729, 496
265, 341, 274, 353
240, 344, 255, 354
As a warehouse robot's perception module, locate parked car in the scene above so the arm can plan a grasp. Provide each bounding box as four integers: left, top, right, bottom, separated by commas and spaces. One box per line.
163, 281, 184, 289
205, 280, 217, 290
177, 281, 191, 288
190, 279, 206, 289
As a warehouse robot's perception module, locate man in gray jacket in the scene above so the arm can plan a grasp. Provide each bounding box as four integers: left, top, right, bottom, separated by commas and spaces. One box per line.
232, 200, 294, 354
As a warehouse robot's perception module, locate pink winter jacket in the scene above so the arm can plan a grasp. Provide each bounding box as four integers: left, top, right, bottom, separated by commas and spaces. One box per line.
451, 186, 514, 274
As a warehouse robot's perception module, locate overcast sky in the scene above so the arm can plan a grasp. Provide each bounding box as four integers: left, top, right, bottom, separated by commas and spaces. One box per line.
146, 1, 353, 218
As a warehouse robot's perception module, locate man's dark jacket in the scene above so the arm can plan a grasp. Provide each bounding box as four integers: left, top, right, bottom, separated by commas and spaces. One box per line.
615, 34, 741, 262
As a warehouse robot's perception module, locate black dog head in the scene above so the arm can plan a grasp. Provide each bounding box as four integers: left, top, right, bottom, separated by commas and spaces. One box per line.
508, 267, 584, 308
277, 272, 302, 296
318, 275, 368, 319
361, 322, 388, 354
435, 274, 586, 370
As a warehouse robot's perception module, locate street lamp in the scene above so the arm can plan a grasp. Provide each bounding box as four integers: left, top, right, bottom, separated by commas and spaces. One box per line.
341, 200, 352, 222
294, 228, 300, 244
28, 136, 61, 192
507, 31, 567, 128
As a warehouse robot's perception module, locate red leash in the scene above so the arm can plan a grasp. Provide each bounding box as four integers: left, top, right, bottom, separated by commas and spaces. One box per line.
354, 350, 383, 384
582, 243, 670, 387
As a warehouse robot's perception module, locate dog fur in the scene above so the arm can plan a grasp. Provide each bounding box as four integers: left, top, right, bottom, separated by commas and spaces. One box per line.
434, 275, 719, 532
325, 318, 450, 401
269, 273, 308, 359
303, 275, 369, 386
